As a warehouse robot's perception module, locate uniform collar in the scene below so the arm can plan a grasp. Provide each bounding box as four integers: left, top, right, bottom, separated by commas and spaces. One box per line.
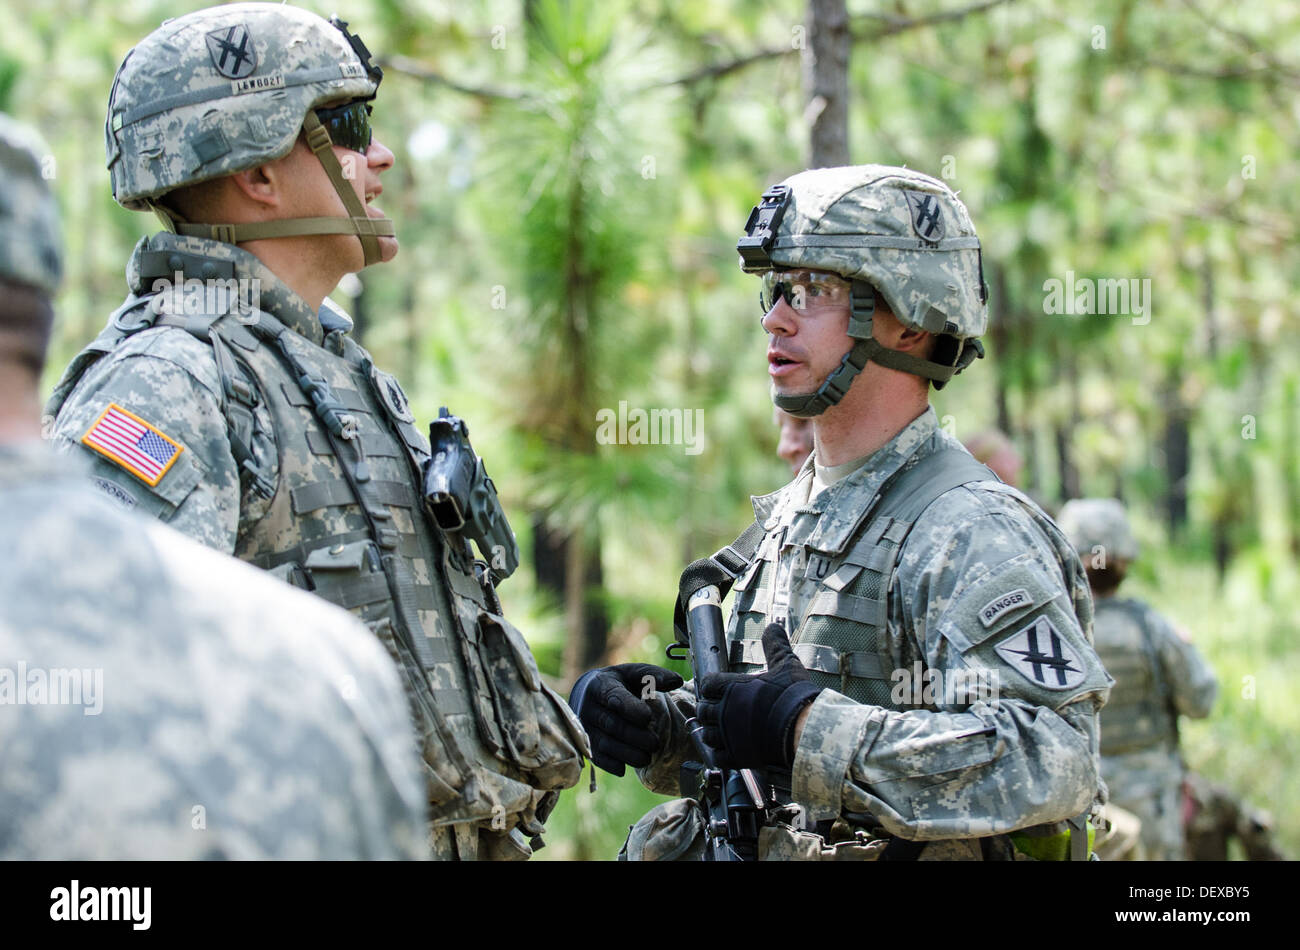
755, 406, 940, 555
125, 233, 326, 346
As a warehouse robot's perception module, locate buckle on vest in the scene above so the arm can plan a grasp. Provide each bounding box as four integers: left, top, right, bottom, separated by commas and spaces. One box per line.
710, 544, 748, 580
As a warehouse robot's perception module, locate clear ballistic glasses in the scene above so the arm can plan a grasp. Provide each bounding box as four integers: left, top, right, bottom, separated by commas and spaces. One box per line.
758, 269, 853, 315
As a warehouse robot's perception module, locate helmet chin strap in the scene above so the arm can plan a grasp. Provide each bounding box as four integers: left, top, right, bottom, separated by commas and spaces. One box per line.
164, 110, 394, 267
771, 280, 985, 418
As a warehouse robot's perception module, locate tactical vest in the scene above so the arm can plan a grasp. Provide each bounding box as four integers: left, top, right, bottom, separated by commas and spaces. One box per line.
48, 259, 587, 857
1092, 597, 1177, 756
728, 448, 995, 706
676, 447, 1093, 859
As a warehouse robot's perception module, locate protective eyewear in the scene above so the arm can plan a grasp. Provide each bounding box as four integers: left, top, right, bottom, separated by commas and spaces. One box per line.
759, 269, 852, 315
314, 100, 374, 153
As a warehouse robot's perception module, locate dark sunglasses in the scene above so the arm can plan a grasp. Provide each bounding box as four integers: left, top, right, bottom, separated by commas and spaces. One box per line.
314, 100, 374, 153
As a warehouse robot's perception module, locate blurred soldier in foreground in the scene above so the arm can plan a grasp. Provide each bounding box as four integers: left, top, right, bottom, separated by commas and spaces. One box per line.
574, 165, 1111, 860
45, 4, 587, 859
0, 112, 425, 859
1057, 498, 1216, 861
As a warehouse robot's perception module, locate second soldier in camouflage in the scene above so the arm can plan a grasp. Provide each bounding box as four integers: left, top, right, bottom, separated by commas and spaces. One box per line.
47, 2, 588, 860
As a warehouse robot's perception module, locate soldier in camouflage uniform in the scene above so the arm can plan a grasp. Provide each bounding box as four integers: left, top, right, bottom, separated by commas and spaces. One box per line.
1057, 499, 1217, 861
0, 112, 426, 859
573, 166, 1112, 860
45, 4, 587, 860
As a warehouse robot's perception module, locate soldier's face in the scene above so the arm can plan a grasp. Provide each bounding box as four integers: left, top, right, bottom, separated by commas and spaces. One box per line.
774, 409, 814, 473
280, 115, 398, 271
761, 269, 854, 399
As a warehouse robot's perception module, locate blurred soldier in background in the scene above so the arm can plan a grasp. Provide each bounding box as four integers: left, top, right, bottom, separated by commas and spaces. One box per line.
963, 428, 1023, 488
774, 407, 814, 476
1057, 498, 1217, 860
0, 112, 426, 859
44, 4, 587, 859
1183, 772, 1284, 861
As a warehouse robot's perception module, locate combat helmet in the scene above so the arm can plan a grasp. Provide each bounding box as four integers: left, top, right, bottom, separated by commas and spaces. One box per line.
105, 3, 392, 265
737, 164, 988, 416
1056, 498, 1140, 564
0, 114, 62, 296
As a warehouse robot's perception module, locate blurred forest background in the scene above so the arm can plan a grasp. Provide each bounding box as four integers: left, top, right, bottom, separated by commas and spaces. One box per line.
5, 0, 1297, 859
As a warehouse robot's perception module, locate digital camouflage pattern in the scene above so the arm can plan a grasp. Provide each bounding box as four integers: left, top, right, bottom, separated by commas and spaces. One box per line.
740, 165, 987, 339
50, 0, 585, 859
637, 408, 1111, 858
105, 2, 377, 209
0, 442, 426, 859
1057, 498, 1140, 563
46, 231, 589, 860
0, 114, 62, 294
1092, 593, 1216, 860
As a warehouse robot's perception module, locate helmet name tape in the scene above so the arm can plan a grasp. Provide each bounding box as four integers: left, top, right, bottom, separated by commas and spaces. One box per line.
231, 72, 284, 96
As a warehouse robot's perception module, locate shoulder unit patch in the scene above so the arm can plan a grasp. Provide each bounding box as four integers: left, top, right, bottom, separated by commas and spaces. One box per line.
82, 404, 184, 487
994, 616, 1086, 690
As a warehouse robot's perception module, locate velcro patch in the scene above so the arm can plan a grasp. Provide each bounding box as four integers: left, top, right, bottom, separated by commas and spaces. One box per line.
994, 617, 1086, 690
82, 404, 184, 487
979, 588, 1031, 628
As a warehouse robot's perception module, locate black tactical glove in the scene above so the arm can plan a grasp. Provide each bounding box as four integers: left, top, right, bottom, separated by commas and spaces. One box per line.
569, 663, 684, 776
697, 623, 822, 770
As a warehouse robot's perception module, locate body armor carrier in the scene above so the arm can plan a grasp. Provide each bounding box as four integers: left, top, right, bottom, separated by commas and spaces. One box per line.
48, 258, 587, 858
1091, 598, 1178, 756
677, 448, 1090, 858
727, 449, 994, 706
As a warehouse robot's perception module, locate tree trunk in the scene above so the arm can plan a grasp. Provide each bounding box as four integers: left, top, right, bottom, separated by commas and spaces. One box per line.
805, 0, 851, 167
1162, 379, 1191, 538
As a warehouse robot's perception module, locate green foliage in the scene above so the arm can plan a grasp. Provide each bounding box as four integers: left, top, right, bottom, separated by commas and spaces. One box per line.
10, 0, 1298, 860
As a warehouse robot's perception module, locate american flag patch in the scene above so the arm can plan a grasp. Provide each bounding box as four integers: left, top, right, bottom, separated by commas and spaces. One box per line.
81, 404, 184, 487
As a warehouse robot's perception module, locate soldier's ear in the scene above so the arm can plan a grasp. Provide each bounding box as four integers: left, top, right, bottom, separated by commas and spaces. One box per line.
895, 326, 933, 355
228, 161, 282, 209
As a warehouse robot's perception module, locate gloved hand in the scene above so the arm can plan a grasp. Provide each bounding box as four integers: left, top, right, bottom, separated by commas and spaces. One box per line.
569, 663, 684, 776
697, 623, 822, 770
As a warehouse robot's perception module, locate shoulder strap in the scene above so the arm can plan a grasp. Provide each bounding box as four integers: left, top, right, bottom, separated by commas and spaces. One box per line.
877, 447, 996, 526
674, 518, 765, 650
153, 309, 277, 498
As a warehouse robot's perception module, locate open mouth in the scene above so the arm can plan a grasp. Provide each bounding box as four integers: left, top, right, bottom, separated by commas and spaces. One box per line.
769, 352, 802, 377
